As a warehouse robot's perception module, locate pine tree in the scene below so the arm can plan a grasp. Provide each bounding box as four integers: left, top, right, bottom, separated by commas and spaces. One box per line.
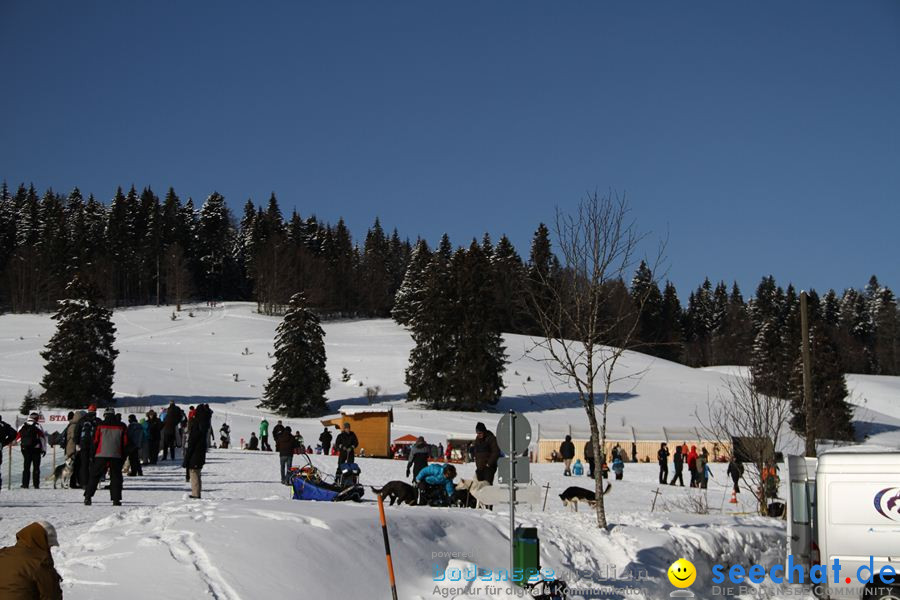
630, 260, 663, 356
197, 192, 234, 299
491, 235, 526, 333
750, 317, 784, 398
447, 241, 507, 410
392, 239, 431, 326
658, 281, 684, 362
40, 276, 118, 408
260, 293, 330, 417
787, 322, 854, 441
405, 245, 456, 409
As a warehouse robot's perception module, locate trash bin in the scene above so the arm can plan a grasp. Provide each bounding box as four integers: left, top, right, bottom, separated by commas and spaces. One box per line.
513, 527, 540, 587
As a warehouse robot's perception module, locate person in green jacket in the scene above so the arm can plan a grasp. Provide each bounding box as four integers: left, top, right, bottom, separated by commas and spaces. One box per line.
260, 419, 271, 451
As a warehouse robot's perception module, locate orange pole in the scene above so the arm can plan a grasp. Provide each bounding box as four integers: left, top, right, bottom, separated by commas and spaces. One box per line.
377, 494, 399, 600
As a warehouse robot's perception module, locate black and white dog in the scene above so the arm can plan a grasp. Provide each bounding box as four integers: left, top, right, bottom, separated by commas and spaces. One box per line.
559, 484, 611, 511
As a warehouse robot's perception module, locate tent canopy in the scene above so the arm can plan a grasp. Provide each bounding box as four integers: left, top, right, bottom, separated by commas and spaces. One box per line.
393, 434, 418, 445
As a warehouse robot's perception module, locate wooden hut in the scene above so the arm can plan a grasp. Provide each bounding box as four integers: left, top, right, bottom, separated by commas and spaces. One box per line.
321, 408, 393, 458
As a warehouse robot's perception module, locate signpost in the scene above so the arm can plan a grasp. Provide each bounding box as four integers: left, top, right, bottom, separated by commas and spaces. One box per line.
496, 410, 532, 580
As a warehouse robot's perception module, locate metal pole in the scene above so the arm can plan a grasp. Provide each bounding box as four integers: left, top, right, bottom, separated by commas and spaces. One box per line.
377, 494, 399, 600
508, 410, 516, 582
800, 292, 816, 458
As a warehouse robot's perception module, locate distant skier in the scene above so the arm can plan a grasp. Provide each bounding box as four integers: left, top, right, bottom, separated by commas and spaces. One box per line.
657, 442, 669, 485
319, 427, 333, 456
17, 412, 47, 489
559, 435, 575, 476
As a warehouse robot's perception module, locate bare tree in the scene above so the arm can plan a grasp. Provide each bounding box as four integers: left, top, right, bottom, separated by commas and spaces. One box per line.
695, 374, 793, 515
528, 191, 664, 528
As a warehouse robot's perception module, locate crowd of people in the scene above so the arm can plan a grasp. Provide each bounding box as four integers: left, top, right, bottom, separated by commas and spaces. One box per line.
0, 401, 215, 505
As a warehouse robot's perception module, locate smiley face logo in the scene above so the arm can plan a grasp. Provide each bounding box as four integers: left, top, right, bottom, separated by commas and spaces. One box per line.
668, 558, 696, 588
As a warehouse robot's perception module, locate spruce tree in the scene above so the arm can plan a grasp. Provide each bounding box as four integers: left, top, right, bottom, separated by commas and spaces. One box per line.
392, 239, 431, 326
491, 235, 526, 333
261, 293, 330, 417
40, 276, 118, 408
787, 322, 854, 441
658, 281, 684, 362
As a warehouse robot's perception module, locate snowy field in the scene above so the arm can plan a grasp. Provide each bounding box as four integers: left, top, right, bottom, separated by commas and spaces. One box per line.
1, 302, 898, 599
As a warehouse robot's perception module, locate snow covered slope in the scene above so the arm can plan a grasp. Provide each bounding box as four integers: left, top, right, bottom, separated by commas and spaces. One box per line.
1, 302, 895, 599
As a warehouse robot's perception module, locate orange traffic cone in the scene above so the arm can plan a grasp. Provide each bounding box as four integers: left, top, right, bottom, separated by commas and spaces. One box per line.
729, 490, 738, 504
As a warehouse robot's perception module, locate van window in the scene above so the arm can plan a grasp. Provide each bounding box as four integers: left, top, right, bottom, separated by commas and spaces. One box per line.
791, 482, 809, 524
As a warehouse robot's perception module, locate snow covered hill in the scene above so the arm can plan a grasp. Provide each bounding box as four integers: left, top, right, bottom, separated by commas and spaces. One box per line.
0, 302, 896, 599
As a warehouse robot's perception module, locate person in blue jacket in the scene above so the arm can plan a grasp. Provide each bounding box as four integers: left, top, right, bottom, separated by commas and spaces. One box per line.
415, 463, 457, 506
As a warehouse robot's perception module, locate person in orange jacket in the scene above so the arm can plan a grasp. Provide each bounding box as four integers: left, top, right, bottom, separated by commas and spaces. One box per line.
687, 445, 699, 487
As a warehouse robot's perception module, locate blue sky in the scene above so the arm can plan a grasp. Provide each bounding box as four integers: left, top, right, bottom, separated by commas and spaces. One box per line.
2, 1, 898, 297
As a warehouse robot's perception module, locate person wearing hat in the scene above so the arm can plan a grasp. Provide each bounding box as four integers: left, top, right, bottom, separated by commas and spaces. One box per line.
64, 410, 85, 487
16, 413, 47, 489
334, 422, 358, 466
0, 521, 63, 599
406, 436, 431, 482
84, 407, 128, 506
126, 414, 144, 476
473, 422, 500, 484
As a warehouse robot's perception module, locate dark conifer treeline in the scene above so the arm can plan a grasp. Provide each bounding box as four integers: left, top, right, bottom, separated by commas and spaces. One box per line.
1, 182, 897, 391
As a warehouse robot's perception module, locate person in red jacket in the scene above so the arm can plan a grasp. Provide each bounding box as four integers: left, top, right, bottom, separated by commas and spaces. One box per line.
84, 407, 128, 506
687, 445, 699, 488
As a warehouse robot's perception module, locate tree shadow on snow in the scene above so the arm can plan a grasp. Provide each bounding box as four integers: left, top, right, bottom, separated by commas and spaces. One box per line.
114, 394, 256, 409
326, 393, 407, 410
495, 391, 635, 414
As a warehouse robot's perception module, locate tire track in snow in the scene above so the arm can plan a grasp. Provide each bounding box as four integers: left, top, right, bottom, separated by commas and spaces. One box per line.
159, 529, 243, 600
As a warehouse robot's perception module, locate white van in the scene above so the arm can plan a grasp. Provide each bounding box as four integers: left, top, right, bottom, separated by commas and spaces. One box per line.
787, 449, 900, 599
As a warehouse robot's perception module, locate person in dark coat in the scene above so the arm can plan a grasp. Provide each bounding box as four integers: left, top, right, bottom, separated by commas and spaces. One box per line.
319, 428, 333, 455
584, 436, 596, 478
16, 413, 46, 489
276, 426, 300, 484
335, 423, 359, 465
657, 442, 670, 484
247, 432, 259, 450
183, 404, 210, 498
84, 407, 128, 506
473, 422, 500, 484
146, 410, 161, 465
670, 446, 685, 486
0, 521, 63, 600
559, 435, 575, 476
161, 401, 184, 461
272, 420, 285, 445
727, 457, 744, 494
406, 437, 431, 481
126, 415, 144, 476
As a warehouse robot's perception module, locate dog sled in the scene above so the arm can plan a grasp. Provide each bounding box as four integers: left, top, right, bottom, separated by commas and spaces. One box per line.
289, 455, 364, 502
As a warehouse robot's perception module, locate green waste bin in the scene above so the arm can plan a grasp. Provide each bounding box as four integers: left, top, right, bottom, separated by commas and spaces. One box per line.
513, 527, 540, 587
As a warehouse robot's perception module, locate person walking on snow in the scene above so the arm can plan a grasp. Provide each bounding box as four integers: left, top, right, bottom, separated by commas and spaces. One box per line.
670, 445, 685, 486
64, 411, 84, 488
406, 436, 430, 481
146, 409, 161, 464
473, 422, 500, 484
335, 422, 358, 465
183, 404, 210, 499
84, 407, 128, 506
17, 413, 47, 489
276, 426, 301, 484
727, 457, 744, 494
259, 418, 271, 451
687, 445, 699, 488
161, 401, 184, 461
657, 442, 670, 485
0, 521, 63, 600
126, 415, 144, 476
559, 435, 575, 476
612, 455, 625, 480
319, 427, 333, 455
697, 448, 710, 489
